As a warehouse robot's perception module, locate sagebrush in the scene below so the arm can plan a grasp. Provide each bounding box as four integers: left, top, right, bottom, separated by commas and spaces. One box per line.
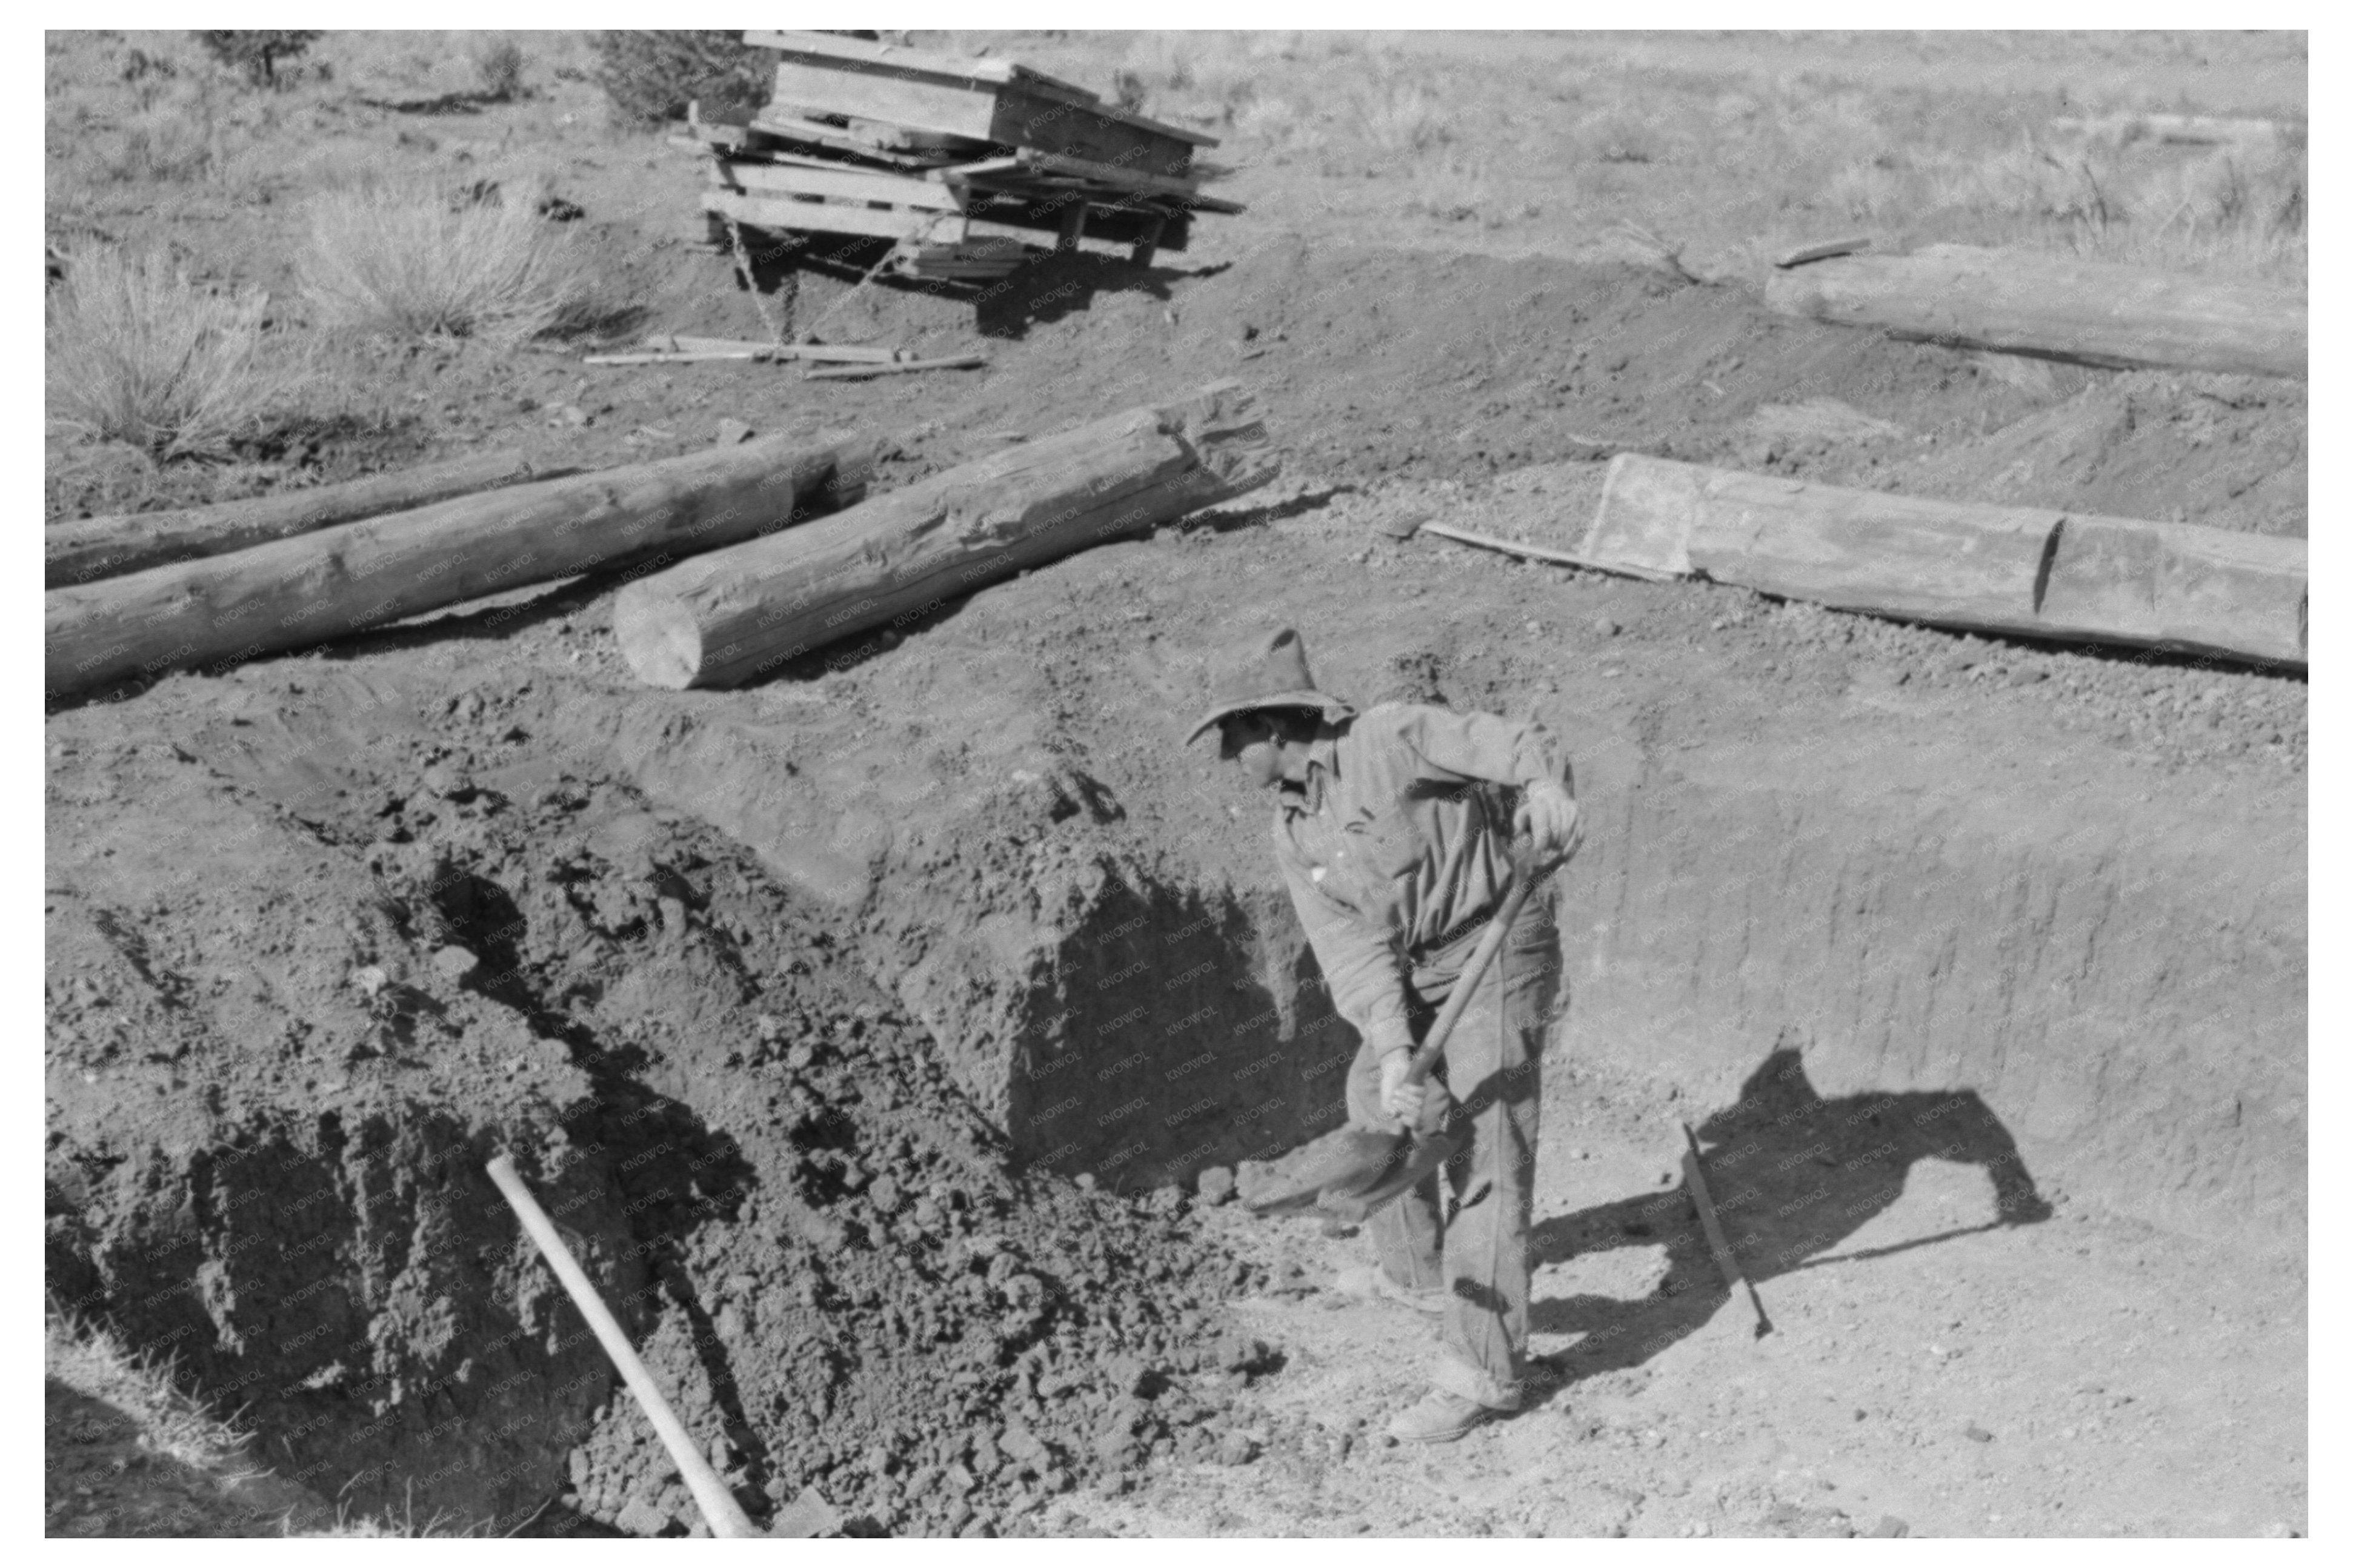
298, 182, 628, 342
591, 30, 767, 125
45, 244, 291, 461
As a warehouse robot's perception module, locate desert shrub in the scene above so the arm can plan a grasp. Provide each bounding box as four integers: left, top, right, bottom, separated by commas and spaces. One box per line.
298, 181, 628, 342
1351, 71, 1453, 158
471, 36, 525, 101
590, 30, 768, 125
191, 30, 321, 88
45, 245, 291, 461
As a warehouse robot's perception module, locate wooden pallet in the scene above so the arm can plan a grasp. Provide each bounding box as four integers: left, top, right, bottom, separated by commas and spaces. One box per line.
748, 28, 1213, 178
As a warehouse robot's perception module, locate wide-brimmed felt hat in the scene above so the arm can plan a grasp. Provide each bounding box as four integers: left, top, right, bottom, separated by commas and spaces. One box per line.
1185, 626, 1356, 745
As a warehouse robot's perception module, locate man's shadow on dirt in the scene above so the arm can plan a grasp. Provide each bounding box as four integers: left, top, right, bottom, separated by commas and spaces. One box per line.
1525, 1046, 2053, 1390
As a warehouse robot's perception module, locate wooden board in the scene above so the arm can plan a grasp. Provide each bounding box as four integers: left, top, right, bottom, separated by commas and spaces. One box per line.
702, 188, 967, 245
47, 436, 874, 699
1764, 243, 2306, 380
713, 158, 966, 213
746, 111, 974, 168
2038, 514, 2306, 665
1678, 472, 2058, 634
1582, 454, 2306, 668
613, 383, 1274, 689
764, 59, 1202, 178
941, 148, 1244, 213
745, 29, 1216, 145
1580, 454, 1700, 576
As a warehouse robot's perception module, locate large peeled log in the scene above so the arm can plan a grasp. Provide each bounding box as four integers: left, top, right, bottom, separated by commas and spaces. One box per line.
44, 448, 573, 590
1765, 243, 2306, 380
613, 381, 1278, 690
45, 433, 871, 700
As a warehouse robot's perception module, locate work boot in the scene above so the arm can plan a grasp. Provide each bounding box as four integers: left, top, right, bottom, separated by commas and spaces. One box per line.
1331, 1264, 1446, 1315
1386, 1389, 1505, 1444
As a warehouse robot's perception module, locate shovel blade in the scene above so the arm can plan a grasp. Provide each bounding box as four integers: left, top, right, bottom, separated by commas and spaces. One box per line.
1317, 1128, 1463, 1224
1240, 1126, 1408, 1215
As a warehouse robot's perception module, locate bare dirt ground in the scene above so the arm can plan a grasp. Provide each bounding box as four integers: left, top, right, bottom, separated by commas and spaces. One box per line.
45, 29, 2305, 1539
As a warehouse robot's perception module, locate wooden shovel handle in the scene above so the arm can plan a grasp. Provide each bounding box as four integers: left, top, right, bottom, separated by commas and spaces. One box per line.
1400, 844, 1553, 1090
485, 1155, 762, 1538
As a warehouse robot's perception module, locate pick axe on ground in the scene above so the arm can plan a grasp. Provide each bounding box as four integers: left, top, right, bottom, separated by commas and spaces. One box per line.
485, 1155, 838, 1538
1679, 1123, 1774, 1338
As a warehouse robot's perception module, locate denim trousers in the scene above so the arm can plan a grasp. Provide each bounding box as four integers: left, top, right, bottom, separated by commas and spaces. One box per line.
1343, 895, 1560, 1408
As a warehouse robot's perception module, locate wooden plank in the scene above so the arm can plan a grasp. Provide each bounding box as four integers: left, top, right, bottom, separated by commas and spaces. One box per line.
745, 111, 970, 168
1581, 454, 2306, 667
1580, 454, 1700, 576
1679, 471, 2057, 633
964, 202, 1189, 254
703, 189, 967, 245
713, 158, 966, 213
744, 29, 1217, 145
47, 435, 876, 699
804, 354, 987, 380
1764, 243, 2306, 380
46, 450, 568, 590
2039, 514, 2306, 665
769, 58, 1002, 141
612, 382, 1275, 689
984, 88, 1199, 177
745, 28, 1055, 91
639, 335, 907, 364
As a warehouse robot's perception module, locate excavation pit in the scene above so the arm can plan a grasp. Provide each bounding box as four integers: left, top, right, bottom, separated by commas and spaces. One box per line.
46, 233, 2303, 1537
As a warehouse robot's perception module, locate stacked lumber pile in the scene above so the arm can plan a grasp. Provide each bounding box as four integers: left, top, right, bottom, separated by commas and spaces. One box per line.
1580, 454, 2306, 670
676, 31, 1242, 274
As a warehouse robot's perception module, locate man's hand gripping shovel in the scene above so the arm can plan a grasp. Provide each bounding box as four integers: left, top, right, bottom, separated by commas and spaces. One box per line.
1254, 829, 1569, 1229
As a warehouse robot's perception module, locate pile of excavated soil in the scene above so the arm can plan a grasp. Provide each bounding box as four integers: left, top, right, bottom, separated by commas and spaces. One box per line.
45, 668, 1284, 1537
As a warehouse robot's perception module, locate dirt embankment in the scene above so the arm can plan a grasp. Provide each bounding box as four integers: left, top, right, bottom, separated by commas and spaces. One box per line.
45, 240, 2304, 1534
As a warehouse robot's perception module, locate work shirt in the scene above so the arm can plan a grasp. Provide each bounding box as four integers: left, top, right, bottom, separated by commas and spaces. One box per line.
1271, 702, 1571, 1061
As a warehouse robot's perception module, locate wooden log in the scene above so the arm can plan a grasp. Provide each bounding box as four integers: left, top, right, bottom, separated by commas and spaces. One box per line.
46, 434, 874, 700
1765, 243, 2306, 379
2037, 513, 2305, 665
1580, 454, 2306, 667
613, 381, 1275, 689
44, 450, 567, 590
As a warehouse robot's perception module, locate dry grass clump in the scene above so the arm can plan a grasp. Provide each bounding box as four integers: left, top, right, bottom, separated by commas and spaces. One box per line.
1822, 128, 2307, 282
299, 181, 627, 343
45, 1310, 252, 1478
46, 244, 294, 461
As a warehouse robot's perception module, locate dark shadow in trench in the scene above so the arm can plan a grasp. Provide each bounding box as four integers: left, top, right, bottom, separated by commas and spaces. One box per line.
427, 867, 778, 1521
1523, 1045, 2052, 1397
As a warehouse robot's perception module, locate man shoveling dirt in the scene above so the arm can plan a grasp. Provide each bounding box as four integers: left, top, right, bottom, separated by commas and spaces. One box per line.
1189, 627, 1582, 1443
